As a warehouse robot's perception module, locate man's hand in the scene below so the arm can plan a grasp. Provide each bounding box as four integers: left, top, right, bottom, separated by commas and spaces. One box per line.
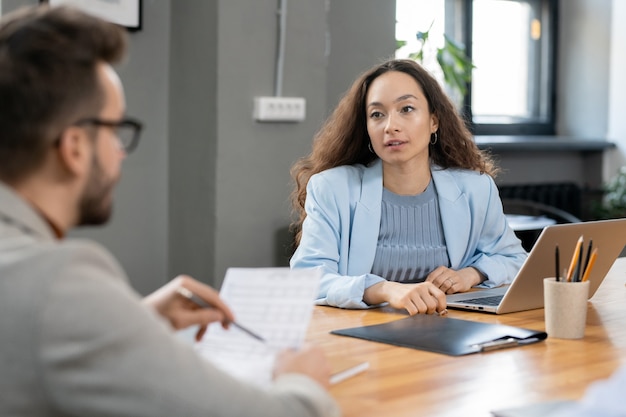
143, 275, 235, 341
273, 344, 332, 388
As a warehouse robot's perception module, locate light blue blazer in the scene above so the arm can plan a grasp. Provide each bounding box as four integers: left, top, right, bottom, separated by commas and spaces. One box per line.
290, 159, 527, 309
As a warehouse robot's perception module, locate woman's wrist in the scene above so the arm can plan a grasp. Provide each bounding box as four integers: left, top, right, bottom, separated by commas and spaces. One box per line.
460, 267, 486, 286
363, 281, 389, 305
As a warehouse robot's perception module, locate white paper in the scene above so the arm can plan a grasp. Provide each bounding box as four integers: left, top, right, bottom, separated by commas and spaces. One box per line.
195, 267, 320, 387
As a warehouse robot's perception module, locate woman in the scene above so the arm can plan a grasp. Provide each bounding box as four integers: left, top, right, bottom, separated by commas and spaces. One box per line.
290, 59, 526, 315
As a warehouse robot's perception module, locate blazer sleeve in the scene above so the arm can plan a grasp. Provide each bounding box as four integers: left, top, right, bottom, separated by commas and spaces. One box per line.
464, 176, 528, 288
291, 172, 385, 309
39, 242, 339, 417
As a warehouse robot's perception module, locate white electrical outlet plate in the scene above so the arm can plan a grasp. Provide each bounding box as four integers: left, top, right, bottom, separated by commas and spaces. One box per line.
253, 96, 306, 122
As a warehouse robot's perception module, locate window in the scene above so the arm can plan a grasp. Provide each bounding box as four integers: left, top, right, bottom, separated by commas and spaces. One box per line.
396, 0, 558, 135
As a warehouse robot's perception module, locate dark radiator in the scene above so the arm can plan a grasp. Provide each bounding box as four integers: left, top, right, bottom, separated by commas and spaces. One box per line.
498, 182, 582, 219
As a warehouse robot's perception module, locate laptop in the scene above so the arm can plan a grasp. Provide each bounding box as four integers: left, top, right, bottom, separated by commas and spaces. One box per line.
446, 218, 626, 314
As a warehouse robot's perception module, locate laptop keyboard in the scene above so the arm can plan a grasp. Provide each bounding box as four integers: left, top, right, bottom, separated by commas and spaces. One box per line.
458, 295, 503, 306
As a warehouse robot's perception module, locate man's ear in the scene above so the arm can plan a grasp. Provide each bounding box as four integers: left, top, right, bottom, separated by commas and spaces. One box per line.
56, 126, 92, 176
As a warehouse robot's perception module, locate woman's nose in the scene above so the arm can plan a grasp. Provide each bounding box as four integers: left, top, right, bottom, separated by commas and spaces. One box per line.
384, 113, 400, 133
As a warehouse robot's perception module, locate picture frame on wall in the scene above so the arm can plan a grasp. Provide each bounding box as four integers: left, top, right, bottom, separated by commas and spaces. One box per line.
42, 0, 142, 31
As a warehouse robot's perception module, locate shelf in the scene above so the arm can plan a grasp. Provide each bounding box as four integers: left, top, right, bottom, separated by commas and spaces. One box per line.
475, 135, 616, 153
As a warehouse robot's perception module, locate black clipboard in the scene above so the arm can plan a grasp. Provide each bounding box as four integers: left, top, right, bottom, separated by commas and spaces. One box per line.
331, 314, 547, 356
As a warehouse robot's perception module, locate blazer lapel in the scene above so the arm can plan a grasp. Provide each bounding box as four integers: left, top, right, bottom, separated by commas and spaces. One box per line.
432, 168, 471, 268
347, 160, 383, 275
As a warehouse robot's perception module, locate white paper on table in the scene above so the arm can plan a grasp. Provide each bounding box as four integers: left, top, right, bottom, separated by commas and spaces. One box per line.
195, 267, 321, 387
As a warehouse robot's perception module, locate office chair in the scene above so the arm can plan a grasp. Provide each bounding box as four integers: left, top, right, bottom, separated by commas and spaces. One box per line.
502, 198, 581, 251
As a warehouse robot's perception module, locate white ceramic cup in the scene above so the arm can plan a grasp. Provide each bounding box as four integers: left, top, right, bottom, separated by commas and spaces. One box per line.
543, 277, 590, 339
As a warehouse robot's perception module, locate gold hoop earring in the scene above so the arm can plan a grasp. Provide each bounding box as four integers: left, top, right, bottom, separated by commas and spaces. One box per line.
430, 132, 438, 145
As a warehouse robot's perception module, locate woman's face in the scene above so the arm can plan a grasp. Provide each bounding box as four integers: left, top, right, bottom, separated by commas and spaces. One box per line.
365, 70, 438, 171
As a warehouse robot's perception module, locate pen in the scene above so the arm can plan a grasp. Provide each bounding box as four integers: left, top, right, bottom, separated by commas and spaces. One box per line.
566, 235, 584, 282
472, 337, 519, 352
555, 245, 560, 282
582, 239, 593, 279
175, 287, 266, 343
581, 248, 598, 283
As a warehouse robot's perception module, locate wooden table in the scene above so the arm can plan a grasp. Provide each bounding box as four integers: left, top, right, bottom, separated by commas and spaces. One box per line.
307, 257, 626, 417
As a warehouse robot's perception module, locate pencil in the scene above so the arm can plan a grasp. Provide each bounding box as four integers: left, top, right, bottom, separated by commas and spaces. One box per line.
575, 241, 584, 282
581, 248, 598, 282
566, 235, 584, 282
175, 287, 266, 342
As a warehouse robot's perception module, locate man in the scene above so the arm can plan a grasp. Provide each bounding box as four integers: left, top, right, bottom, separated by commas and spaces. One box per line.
0, 5, 339, 417
549, 365, 626, 417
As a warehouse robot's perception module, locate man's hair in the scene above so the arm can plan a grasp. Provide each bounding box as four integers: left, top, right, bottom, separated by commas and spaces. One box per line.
0, 5, 127, 182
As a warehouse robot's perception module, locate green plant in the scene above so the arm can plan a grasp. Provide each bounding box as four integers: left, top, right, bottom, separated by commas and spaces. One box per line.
397, 22, 474, 101
592, 166, 626, 219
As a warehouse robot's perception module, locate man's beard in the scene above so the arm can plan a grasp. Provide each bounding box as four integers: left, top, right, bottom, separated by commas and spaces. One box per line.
78, 155, 118, 226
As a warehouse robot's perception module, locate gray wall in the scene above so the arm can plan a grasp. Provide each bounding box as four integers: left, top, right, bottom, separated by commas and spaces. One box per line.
213, 0, 328, 280
212, 0, 397, 281
326, 0, 397, 110
0, 0, 618, 293
211, 0, 396, 284
1, 0, 394, 292
605, 0, 626, 179
168, 2, 218, 290
557, 0, 611, 138
2, 0, 172, 295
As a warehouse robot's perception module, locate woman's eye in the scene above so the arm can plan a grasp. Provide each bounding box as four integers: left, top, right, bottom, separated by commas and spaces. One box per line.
369, 111, 384, 119
401, 105, 415, 113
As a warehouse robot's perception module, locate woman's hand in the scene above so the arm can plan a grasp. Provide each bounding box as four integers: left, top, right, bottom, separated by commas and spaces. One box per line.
425, 266, 485, 294
143, 275, 235, 341
363, 281, 447, 315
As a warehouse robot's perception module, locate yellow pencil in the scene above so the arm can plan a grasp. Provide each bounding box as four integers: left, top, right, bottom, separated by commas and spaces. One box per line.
581, 248, 598, 282
566, 235, 584, 282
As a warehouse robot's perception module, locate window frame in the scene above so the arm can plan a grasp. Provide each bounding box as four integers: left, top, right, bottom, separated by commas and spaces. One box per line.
458, 0, 559, 135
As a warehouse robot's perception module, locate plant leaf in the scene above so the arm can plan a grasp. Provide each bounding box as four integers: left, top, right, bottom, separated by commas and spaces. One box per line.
400, 23, 475, 101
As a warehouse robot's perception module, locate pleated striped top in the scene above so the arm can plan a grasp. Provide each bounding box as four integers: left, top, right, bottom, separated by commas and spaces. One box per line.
371, 180, 450, 282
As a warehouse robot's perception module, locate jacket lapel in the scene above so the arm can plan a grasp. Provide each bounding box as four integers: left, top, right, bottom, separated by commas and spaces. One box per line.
347, 160, 383, 275
345, 163, 472, 273
432, 168, 471, 268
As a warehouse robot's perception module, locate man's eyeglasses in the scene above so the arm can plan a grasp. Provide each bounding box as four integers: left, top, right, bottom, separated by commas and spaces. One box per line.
74, 117, 143, 153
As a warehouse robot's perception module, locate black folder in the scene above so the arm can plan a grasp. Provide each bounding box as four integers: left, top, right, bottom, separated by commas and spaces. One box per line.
331, 314, 547, 356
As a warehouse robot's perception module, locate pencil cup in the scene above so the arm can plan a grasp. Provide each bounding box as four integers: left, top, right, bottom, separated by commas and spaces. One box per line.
543, 278, 590, 339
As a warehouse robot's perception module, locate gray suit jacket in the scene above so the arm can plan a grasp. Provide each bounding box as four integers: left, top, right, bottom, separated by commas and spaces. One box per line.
0, 183, 339, 417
